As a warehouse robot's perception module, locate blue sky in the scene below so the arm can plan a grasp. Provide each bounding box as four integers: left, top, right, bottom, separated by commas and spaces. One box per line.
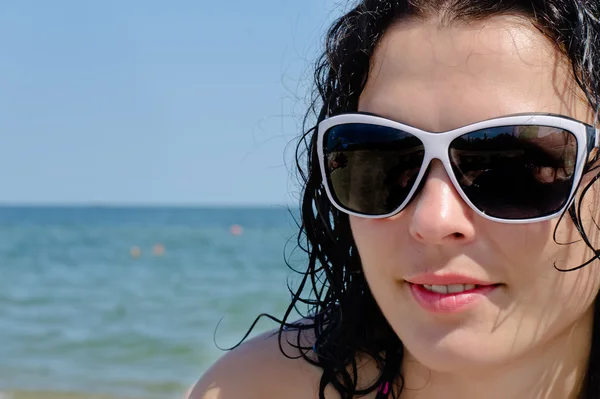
0, 0, 346, 206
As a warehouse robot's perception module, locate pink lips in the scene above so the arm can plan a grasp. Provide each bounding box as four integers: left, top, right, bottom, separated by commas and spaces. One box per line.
406, 273, 500, 314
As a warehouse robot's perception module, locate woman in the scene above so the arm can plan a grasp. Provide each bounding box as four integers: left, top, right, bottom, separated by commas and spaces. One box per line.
192, 1, 600, 398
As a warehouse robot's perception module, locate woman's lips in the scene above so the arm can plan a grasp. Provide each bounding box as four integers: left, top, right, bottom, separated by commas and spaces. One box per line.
408, 282, 500, 313
405, 273, 496, 287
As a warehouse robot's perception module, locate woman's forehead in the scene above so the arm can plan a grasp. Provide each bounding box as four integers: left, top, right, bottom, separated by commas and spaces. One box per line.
358, 15, 591, 131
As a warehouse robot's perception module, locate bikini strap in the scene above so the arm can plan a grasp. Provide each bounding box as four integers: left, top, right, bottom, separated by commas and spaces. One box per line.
375, 381, 390, 398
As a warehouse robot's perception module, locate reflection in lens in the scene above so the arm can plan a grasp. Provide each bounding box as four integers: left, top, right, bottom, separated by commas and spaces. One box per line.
450, 125, 577, 219
324, 123, 425, 215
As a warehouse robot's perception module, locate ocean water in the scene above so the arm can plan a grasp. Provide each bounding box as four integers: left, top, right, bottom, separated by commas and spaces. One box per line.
0, 206, 304, 399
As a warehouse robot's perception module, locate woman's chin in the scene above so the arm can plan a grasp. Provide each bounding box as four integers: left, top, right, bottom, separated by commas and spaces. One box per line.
402, 334, 512, 374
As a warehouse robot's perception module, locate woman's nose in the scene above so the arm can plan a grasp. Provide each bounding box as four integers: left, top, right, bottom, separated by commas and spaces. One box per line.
407, 160, 476, 245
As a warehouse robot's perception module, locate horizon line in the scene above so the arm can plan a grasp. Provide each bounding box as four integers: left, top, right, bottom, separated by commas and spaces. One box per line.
0, 201, 297, 209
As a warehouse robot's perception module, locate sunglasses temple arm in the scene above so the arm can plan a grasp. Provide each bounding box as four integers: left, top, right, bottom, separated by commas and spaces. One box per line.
586, 126, 600, 154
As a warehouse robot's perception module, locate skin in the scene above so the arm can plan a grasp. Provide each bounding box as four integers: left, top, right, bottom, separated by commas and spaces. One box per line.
353, 15, 600, 399
191, 14, 600, 399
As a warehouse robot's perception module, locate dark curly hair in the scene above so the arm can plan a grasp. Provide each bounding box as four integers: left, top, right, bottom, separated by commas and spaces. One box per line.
240, 1, 600, 398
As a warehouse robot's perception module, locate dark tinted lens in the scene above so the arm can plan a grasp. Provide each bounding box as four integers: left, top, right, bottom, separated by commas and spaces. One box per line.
450, 125, 577, 219
323, 123, 425, 215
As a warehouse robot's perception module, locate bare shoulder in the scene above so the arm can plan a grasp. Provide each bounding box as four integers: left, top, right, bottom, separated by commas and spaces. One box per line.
188, 325, 324, 399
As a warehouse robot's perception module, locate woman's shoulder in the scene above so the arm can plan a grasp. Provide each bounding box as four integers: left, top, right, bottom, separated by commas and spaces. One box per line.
188, 324, 328, 399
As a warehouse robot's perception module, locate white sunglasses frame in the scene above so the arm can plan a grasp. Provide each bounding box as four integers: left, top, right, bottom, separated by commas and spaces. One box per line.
317, 112, 600, 224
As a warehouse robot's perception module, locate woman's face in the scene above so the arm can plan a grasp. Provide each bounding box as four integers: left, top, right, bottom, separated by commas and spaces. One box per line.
352, 16, 600, 373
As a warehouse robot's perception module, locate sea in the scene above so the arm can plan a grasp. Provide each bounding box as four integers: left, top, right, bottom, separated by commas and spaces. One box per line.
0, 206, 306, 399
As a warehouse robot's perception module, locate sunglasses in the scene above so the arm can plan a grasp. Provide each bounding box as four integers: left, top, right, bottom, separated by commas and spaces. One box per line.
317, 113, 599, 223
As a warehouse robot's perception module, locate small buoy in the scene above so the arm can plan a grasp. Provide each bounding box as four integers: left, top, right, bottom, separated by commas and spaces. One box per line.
130, 246, 141, 258
153, 243, 165, 256
230, 224, 243, 236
